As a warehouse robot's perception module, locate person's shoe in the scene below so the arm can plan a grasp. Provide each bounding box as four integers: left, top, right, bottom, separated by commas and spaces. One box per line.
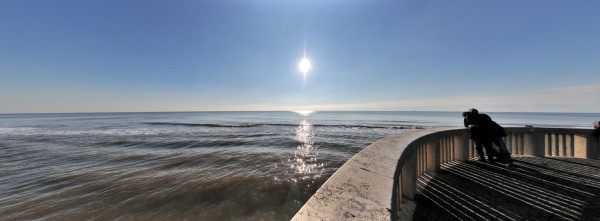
478, 158, 487, 163
488, 159, 497, 164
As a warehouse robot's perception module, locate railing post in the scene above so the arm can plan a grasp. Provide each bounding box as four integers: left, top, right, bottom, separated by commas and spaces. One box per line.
524, 128, 545, 157
454, 134, 469, 161
574, 133, 588, 158
402, 149, 417, 200
566, 134, 574, 157
426, 140, 440, 172
396, 175, 402, 216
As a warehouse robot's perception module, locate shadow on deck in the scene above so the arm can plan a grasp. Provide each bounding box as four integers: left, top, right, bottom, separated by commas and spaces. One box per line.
413, 156, 600, 220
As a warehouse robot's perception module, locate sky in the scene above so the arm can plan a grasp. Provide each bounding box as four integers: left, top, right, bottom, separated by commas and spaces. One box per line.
1, 0, 599, 113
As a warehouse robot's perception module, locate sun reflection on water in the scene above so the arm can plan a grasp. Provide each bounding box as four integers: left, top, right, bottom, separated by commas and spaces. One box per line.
293, 110, 314, 117
277, 117, 325, 218
289, 119, 324, 183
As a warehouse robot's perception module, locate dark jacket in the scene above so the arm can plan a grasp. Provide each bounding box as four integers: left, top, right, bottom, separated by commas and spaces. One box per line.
464, 113, 494, 141
491, 121, 507, 138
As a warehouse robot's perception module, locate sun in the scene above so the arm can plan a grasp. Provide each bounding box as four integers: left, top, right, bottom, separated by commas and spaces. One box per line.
298, 57, 311, 74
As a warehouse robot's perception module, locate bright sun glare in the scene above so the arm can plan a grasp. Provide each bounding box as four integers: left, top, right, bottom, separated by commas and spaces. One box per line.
298, 57, 311, 74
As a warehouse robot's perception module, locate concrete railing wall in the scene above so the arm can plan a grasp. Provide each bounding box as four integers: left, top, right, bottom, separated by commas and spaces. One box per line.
292, 127, 598, 221
392, 127, 598, 220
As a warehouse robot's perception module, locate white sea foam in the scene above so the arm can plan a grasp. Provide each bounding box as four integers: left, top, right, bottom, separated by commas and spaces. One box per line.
0, 127, 38, 134
0, 127, 210, 137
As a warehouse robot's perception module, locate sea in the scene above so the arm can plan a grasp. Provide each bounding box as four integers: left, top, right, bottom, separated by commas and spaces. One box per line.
1, 111, 598, 220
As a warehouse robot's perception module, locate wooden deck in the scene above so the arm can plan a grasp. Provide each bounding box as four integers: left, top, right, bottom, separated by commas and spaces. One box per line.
413, 156, 600, 220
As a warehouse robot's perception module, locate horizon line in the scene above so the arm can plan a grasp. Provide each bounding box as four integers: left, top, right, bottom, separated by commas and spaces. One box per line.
1, 110, 598, 115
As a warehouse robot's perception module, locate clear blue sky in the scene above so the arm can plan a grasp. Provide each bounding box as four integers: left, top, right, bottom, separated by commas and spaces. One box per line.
1, 0, 599, 113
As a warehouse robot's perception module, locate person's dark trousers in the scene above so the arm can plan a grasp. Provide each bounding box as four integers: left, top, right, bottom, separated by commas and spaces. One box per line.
474, 139, 497, 162
493, 137, 513, 164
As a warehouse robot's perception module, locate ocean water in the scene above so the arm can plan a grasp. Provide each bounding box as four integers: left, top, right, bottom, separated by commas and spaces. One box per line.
1, 111, 598, 220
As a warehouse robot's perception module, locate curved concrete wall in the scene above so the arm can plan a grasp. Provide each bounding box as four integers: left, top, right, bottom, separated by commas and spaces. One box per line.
292, 127, 598, 221
291, 127, 457, 220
